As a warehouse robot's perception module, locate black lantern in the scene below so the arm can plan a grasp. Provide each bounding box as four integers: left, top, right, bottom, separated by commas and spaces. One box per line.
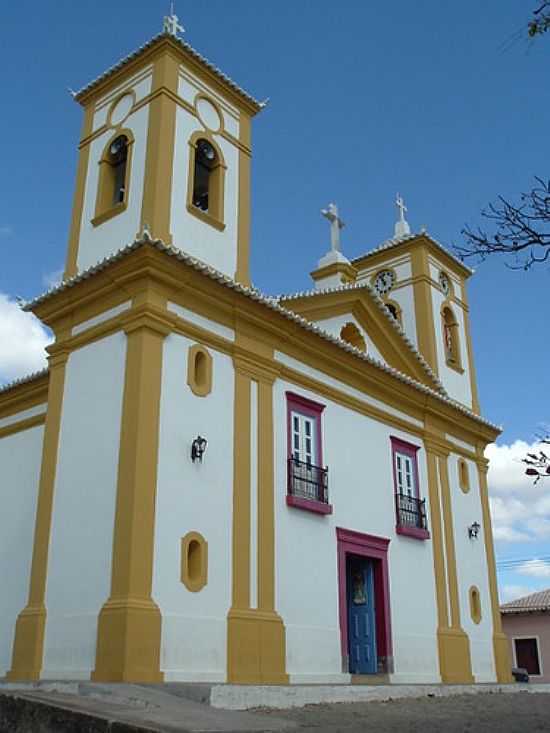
468, 521, 481, 539
191, 435, 208, 463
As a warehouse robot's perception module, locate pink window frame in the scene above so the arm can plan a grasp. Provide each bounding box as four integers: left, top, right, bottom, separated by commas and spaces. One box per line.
286, 391, 331, 515
390, 436, 430, 540
336, 527, 393, 674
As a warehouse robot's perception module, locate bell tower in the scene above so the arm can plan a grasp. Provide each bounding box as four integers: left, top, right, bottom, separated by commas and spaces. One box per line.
64, 16, 262, 285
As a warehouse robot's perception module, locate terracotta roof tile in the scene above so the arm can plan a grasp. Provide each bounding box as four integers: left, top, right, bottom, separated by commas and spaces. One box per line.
501, 588, 550, 614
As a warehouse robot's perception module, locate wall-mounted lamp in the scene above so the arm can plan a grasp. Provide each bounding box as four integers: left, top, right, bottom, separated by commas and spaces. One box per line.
191, 435, 208, 463
468, 521, 481, 539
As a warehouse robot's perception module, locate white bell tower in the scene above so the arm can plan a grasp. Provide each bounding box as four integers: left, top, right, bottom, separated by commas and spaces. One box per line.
64, 17, 262, 286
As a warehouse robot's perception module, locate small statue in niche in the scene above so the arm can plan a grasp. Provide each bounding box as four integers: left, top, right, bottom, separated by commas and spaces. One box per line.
352, 571, 367, 605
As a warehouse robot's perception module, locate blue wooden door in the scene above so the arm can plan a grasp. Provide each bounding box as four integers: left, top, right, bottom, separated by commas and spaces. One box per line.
347, 556, 377, 674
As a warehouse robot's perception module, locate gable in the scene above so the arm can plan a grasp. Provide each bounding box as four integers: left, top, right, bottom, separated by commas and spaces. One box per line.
279, 286, 442, 392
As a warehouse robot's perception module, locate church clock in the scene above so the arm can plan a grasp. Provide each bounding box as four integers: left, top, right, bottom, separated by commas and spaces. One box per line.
373, 269, 395, 296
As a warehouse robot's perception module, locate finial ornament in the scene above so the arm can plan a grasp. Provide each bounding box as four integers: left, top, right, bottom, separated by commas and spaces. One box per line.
163, 2, 185, 37
394, 193, 411, 238
321, 202, 345, 253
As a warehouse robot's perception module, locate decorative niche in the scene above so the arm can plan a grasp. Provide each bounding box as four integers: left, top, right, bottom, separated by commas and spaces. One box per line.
181, 532, 208, 592
187, 344, 213, 397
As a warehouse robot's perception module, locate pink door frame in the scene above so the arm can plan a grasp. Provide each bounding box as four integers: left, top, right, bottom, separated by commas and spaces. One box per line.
336, 527, 393, 674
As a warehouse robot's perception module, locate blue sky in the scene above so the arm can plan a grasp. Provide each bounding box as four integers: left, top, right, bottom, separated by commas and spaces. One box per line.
1, 1, 549, 599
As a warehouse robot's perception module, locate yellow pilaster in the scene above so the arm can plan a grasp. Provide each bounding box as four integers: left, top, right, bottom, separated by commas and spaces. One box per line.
140, 50, 179, 243
227, 361, 287, 684
477, 457, 513, 683
425, 439, 474, 683
7, 351, 69, 680
92, 312, 169, 683
411, 247, 438, 375
235, 114, 252, 286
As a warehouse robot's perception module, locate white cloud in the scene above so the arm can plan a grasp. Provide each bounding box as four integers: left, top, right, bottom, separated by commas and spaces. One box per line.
517, 559, 550, 578
42, 268, 63, 290
0, 293, 52, 384
486, 440, 550, 544
500, 584, 535, 603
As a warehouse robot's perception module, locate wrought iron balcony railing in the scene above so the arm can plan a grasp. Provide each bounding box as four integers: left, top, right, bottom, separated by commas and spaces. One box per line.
287, 457, 329, 505
395, 492, 428, 531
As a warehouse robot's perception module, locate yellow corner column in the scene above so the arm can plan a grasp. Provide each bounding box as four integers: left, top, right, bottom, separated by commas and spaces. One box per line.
7, 351, 69, 680
235, 114, 252, 287
227, 361, 287, 683
425, 439, 474, 683
92, 313, 170, 683
477, 457, 513, 683
411, 246, 438, 375
140, 49, 179, 244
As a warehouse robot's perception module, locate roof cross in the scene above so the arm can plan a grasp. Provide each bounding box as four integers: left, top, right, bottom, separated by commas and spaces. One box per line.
163, 2, 185, 37
321, 202, 345, 253
394, 192, 411, 237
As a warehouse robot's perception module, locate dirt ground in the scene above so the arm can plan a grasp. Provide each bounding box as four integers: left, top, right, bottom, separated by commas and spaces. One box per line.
259, 692, 550, 732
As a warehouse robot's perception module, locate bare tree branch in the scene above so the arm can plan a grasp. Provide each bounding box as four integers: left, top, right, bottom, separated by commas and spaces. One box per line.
529, 1, 550, 36
523, 437, 550, 483
457, 178, 550, 270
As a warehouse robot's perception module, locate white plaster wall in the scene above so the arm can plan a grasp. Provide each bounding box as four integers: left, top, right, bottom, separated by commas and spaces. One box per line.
0, 425, 44, 676
154, 332, 234, 681
355, 257, 412, 283
77, 103, 150, 272
178, 69, 240, 140
42, 334, 126, 678
274, 377, 440, 683
388, 285, 418, 348
92, 72, 153, 132
170, 105, 239, 279
313, 314, 385, 364
431, 287, 472, 407
448, 454, 496, 682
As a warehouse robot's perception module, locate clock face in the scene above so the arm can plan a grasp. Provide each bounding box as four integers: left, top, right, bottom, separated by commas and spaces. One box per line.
439, 272, 450, 296
373, 269, 395, 295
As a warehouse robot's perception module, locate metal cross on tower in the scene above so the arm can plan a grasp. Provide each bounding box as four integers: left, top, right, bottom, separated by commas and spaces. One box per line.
321, 203, 345, 253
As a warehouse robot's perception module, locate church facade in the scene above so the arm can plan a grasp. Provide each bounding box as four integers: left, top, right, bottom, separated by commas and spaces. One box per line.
0, 23, 511, 685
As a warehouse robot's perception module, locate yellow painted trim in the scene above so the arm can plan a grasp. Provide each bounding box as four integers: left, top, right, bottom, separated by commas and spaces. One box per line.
187, 343, 213, 397
186, 130, 226, 232
181, 532, 208, 592
477, 458, 513, 682
469, 585, 482, 625
194, 92, 225, 134
106, 89, 137, 130
227, 357, 288, 683
76, 36, 261, 117
441, 301, 464, 373
462, 291, 481, 414
310, 260, 357, 284
458, 457, 470, 494
92, 128, 135, 227
235, 113, 251, 285
92, 311, 169, 683
64, 104, 94, 279
0, 374, 49, 421
340, 322, 367, 352
0, 413, 46, 440
140, 50, 179, 244
410, 247, 438, 374
6, 352, 68, 680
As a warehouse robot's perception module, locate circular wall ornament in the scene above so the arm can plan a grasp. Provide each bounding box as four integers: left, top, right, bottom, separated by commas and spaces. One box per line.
439, 271, 451, 296
195, 95, 223, 134
108, 92, 136, 128
373, 269, 396, 296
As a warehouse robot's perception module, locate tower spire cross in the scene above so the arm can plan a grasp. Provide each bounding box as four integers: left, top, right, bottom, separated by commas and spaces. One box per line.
394, 192, 411, 237
163, 2, 185, 36
321, 202, 345, 253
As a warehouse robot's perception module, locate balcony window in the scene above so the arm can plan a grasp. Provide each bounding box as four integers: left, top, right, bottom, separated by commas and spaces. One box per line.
390, 437, 430, 539
286, 392, 332, 515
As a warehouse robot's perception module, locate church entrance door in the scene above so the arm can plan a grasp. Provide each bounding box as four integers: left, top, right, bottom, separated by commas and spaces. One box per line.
347, 555, 377, 674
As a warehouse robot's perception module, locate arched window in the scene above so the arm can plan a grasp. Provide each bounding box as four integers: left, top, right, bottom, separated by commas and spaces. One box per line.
340, 322, 367, 352
187, 134, 226, 230
442, 306, 461, 369
93, 131, 133, 226
385, 300, 402, 325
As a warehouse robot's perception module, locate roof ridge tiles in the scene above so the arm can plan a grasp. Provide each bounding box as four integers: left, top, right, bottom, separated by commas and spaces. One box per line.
20, 234, 500, 432
74, 31, 261, 109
